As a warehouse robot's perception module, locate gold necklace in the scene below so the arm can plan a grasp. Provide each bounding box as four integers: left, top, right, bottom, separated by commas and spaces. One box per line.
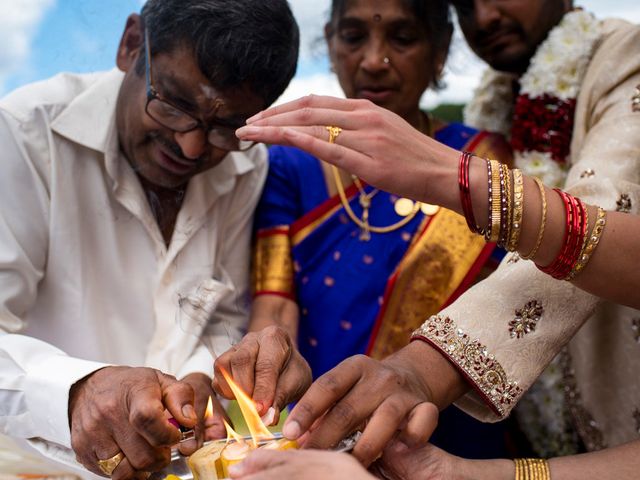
332, 165, 420, 241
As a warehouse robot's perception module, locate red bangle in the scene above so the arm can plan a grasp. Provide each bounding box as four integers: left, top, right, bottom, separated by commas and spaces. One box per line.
458, 151, 482, 234
538, 190, 587, 279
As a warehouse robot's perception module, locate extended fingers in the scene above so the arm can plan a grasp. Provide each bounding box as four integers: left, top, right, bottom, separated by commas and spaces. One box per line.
351, 396, 413, 467
250, 326, 293, 413
246, 95, 366, 123
272, 353, 312, 411
238, 126, 368, 175
284, 356, 367, 443
397, 402, 439, 448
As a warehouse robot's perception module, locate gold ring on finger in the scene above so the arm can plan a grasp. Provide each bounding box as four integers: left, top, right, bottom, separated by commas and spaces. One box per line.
97, 451, 125, 477
325, 125, 342, 144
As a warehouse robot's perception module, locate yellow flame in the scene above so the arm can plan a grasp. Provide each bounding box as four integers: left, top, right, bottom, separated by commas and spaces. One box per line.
220, 367, 274, 448
223, 419, 245, 443
204, 396, 214, 420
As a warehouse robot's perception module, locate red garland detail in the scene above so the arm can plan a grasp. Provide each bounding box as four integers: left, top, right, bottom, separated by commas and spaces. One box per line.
510, 94, 576, 164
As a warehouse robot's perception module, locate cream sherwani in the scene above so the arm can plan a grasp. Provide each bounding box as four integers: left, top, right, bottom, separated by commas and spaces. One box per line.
0, 69, 267, 477
416, 19, 640, 452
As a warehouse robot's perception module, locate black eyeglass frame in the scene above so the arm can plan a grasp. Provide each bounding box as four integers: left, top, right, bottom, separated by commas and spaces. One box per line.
143, 29, 255, 152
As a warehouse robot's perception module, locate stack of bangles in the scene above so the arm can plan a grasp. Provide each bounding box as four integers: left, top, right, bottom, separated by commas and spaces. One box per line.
458, 151, 607, 280
514, 458, 551, 480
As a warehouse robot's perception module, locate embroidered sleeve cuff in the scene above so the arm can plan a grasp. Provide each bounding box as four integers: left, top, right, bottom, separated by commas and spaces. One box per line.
411, 315, 523, 419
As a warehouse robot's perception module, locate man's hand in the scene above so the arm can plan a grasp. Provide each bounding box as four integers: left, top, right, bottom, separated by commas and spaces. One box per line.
178, 372, 229, 455
228, 449, 375, 480
370, 441, 455, 480
212, 326, 312, 420
280, 344, 444, 467
69, 366, 197, 479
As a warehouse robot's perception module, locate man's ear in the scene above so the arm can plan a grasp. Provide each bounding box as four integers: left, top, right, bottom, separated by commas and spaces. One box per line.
116, 14, 144, 73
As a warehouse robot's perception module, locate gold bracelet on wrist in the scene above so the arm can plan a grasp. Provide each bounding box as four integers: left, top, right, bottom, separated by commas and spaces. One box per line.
508, 169, 524, 251
514, 458, 550, 480
486, 159, 502, 242
566, 206, 606, 280
500, 163, 512, 247
520, 177, 547, 260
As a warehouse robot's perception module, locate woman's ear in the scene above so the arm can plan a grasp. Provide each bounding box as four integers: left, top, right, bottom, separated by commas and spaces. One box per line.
116, 14, 144, 73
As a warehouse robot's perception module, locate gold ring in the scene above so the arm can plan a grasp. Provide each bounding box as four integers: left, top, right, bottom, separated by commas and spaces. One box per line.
97, 451, 125, 476
325, 126, 342, 144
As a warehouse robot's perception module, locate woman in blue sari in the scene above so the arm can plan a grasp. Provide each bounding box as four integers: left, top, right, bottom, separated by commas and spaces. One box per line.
220, 0, 512, 458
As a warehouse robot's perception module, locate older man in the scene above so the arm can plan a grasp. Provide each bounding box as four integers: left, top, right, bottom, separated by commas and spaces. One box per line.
0, 1, 298, 478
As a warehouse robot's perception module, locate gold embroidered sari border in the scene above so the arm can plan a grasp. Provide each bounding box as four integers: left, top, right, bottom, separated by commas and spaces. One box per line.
252, 227, 295, 297
411, 315, 522, 417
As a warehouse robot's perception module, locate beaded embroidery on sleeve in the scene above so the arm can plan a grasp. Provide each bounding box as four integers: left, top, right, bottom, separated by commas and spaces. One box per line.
412, 315, 522, 416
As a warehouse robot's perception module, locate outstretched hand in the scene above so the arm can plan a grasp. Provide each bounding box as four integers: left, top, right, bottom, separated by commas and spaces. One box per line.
279, 345, 441, 467
236, 95, 461, 209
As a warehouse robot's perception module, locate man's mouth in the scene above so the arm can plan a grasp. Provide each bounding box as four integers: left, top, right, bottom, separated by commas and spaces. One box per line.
479, 29, 519, 50
152, 137, 199, 176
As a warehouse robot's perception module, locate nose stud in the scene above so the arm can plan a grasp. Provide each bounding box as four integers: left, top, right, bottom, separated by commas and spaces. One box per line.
383, 57, 390, 65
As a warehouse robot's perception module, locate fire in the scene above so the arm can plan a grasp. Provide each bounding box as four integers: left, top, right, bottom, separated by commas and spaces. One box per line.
219, 368, 274, 448
204, 396, 214, 420
187, 372, 297, 480
223, 419, 245, 443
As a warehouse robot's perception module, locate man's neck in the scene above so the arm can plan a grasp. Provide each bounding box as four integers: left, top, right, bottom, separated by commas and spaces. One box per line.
139, 176, 187, 246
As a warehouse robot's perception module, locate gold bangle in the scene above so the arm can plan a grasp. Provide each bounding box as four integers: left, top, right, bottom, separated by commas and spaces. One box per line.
520, 177, 547, 260
566, 206, 606, 280
487, 159, 502, 242
514, 458, 524, 480
500, 163, 512, 247
514, 458, 551, 480
508, 169, 524, 251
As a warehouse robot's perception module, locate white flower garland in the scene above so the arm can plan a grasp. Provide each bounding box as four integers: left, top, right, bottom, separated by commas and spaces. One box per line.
464, 10, 601, 187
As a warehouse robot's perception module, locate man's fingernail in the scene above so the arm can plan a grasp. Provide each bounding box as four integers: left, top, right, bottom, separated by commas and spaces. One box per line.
182, 404, 196, 420
260, 407, 276, 426
283, 420, 301, 439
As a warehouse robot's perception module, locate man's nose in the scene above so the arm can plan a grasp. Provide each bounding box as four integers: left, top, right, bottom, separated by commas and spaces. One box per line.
473, 0, 502, 31
174, 129, 207, 160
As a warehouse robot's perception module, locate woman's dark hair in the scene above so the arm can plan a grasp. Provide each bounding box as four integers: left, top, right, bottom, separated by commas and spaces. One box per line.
327, 0, 452, 89
138, 0, 299, 106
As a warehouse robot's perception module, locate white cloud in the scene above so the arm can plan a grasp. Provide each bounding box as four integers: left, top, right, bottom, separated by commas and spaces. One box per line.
0, 0, 55, 93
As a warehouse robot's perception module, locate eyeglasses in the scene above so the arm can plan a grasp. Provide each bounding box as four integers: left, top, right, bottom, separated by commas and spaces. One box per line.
143, 29, 255, 152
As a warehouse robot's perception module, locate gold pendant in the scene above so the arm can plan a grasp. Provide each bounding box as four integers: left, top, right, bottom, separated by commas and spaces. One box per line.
394, 198, 415, 217
420, 203, 440, 216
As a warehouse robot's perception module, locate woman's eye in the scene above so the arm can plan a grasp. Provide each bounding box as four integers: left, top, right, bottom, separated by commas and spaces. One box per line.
392, 31, 417, 46
339, 29, 366, 45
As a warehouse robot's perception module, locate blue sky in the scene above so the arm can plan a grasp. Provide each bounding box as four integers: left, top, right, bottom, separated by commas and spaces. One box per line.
2, 0, 639, 105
